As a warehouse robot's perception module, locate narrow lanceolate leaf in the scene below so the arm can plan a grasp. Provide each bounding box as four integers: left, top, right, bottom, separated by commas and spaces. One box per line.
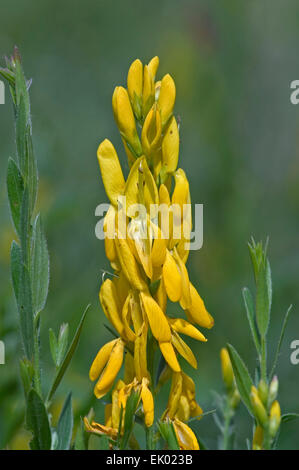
7, 157, 24, 235
270, 304, 293, 380
256, 260, 272, 338
120, 390, 140, 450
281, 413, 299, 424
242, 287, 260, 353
30, 214, 49, 315
49, 328, 58, 365
16, 94, 28, 168
11, 241, 34, 359
226, 343, 254, 416
26, 389, 52, 450
47, 304, 91, 401
56, 392, 73, 450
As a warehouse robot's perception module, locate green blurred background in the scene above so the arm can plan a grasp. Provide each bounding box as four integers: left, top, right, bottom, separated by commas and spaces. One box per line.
1, 0, 299, 449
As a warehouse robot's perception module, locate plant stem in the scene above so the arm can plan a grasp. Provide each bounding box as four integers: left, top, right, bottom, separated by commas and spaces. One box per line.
260, 336, 267, 383
222, 397, 234, 450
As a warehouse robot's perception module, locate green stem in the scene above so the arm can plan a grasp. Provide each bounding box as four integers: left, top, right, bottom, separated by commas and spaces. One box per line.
222, 398, 233, 450
260, 336, 267, 383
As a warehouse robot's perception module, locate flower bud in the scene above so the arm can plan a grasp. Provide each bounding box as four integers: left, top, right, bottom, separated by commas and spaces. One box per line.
127, 59, 143, 120
112, 86, 142, 157
220, 348, 234, 392
141, 105, 162, 156
268, 375, 279, 404
269, 400, 281, 438
158, 74, 176, 128
252, 425, 264, 450
258, 379, 268, 407
251, 386, 268, 428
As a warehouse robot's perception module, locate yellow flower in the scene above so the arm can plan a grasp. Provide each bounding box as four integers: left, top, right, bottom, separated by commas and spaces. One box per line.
90, 338, 124, 399
90, 56, 214, 446
269, 400, 281, 438
173, 419, 199, 450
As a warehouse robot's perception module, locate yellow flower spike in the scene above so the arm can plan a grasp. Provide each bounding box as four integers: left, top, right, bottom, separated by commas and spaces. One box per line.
134, 323, 149, 381
220, 347, 234, 391
161, 116, 180, 175
173, 247, 191, 309
159, 183, 171, 206
141, 378, 154, 427
252, 425, 264, 450
141, 105, 162, 157
99, 279, 125, 338
168, 318, 207, 342
94, 339, 124, 399
159, 341, 181, 372
139, 291, 171, 342
148, 56, 159, 80
158, 74, 176, 128
185, 282, 214, 329
142, 65, 155, 119
89, 338, 118, 381
162, 250, 182, 303
97, 139, 125, 207
127, 59, 143, 120
167, 372, 183, 419
122, 293, 137, 342
173, 418, 199, 450
171, 331, 197, 369
113, 86, 142, 156
115, 234, 147, 291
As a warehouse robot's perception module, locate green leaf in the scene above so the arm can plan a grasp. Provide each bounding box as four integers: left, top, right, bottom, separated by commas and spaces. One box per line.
226, 343, 254, 416
120, 390, 140, 450
74, 418, 89, 450
26, 389, 51, 450
256, 259, 272, 338
7, 157, 24, 235
47, 304, 90, 402
270, 305, 293, 380
157, 420, 180, 450
56, 392, 73, 450
30, 214, 49, 315
281, 413, 299, 424
242, 287, 260, 353
25, 132, 38, 215
11, 241, 34, 359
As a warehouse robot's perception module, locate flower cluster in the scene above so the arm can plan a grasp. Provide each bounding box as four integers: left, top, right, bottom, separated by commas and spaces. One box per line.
85, 57, 214, 449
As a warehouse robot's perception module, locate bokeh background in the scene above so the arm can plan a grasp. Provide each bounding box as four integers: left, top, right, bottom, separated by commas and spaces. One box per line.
1, 0, 299, 450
